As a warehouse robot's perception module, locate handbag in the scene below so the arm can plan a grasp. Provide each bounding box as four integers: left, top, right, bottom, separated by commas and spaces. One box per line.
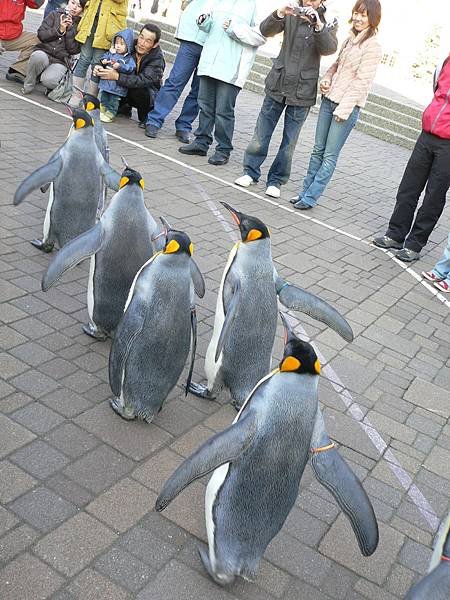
47, 59, 75, 103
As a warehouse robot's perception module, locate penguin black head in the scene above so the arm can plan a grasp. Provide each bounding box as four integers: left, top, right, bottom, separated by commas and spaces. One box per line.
279, 313, 321, 376
119, 167, 144, 191
221, 202, 270, 243
82, 93, 100, 112
70, 107, 94, 129
163, 228, 194, 257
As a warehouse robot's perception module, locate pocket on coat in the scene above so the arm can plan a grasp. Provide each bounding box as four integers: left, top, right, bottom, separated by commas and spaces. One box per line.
105, 8, 127, 42
296, 68, 318, 101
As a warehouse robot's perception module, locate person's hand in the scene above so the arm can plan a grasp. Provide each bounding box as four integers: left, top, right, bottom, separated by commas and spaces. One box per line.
334, 116, 343, 122
94, 66, 120, 81
299, 6, 323, 30
276, 3, 297, 18
320, 79, 331, 94
223, 19, 231, 31
112, 61, 121, 70
59, 13, 72, 32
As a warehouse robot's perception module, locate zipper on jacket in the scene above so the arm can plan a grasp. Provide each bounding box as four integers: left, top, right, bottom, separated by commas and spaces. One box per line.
430, 88, 450, 134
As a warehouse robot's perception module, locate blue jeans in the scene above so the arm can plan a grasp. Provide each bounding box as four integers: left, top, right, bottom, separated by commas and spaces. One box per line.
194, 76, 240, 156
243, 96, 310, 186
432, 231, 450, 283
298, 97, 360, 207
100, 91, 121, 116
146, 41, 202, 132
73, 26, 105, 80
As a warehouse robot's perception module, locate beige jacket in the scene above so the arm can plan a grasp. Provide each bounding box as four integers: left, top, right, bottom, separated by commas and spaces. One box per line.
323, 30, 382, 120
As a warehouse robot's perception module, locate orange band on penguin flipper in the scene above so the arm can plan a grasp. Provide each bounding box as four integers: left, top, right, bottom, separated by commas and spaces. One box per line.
441, 555, 450, 562
311, 442, 335, 454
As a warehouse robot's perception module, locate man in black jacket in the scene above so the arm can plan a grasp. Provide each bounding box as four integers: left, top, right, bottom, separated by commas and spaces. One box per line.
94, 23, 165, 127
234, 0, 337, 199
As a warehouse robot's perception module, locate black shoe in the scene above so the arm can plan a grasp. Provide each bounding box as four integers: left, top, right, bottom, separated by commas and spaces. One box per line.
138, 121, 146, 129
116, 103, 132, 118
175, 130, 190, 144
179, 143, 207, 156
208, 152, 229, 166
372, 235, 403, 250
30, 239, 54, 253
395, 248, 420, 263
6, 69, 25, 84
145, 124, 159, 138
293, 200, 313, 210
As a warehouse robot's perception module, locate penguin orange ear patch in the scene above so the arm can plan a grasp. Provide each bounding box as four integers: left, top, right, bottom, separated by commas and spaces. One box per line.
280, 356, 301, 372
139, 178, 145, 190
189, 242, 194, 255
314, 359, 321, 375
75, 118, 86, 129
164, 239, 180, 254
119, 176, 129, 189
86, 101, 95, 111
247, 229, 262, 242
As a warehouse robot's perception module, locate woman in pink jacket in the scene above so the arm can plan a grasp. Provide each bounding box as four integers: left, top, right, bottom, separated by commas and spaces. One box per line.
292, 0, 382, 210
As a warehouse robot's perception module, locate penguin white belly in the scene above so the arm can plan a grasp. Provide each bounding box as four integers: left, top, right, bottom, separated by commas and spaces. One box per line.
87, 255, 96, 322
42, 184, 54, 241
205, 462, 230, 569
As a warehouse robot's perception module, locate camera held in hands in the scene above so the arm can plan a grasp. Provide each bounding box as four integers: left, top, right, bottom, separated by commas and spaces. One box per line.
292, 5, 317, 25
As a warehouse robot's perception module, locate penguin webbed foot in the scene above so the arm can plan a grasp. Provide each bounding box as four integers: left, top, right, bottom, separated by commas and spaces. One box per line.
187, 382, 216, 400
30, 239, 54, 253
109, 397, 136, 421
198, 544, 235, 586
82, 323, 108, 341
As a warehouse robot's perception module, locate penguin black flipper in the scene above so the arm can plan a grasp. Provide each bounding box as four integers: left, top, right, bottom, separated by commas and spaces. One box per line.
109, 299, 146, 397
275, 275, 353, 342
215, 278, 241, 362
14, 156, 63, 205
42, 222, 104, 291
100, 160, 121, 191
156, 410, 257, 511
185, 305, 198, 396
190, 259, 205, 298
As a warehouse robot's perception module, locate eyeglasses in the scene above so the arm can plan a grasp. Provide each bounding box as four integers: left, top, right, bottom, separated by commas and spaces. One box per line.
137, 33, 155, 45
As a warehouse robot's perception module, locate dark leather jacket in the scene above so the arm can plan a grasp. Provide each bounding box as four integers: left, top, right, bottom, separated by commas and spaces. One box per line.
35, 9, 81, 66
261, 6, 338, 106
117, 41, 165, 99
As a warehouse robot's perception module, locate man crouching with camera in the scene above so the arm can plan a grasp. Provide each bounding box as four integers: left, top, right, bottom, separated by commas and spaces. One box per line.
234, 0, 337, 199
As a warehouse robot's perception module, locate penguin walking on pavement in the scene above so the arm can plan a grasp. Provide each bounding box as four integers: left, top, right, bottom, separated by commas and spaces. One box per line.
42, 167, 164, 340
189, 202, 354, 409
405, 515, 450, 599
156, 313, 378, 586
13, 108, 120, 252
108, 224, 206, 422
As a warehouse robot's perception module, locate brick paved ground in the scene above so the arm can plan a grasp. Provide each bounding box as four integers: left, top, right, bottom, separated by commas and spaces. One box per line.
0, 11, 449, 600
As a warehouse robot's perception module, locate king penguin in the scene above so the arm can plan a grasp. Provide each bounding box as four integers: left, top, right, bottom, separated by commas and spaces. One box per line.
108, 225, 205, 422
156, 313, 378, 586
42, 167, 164, 340
13, 108, 120, 252
189, 202, 353, 409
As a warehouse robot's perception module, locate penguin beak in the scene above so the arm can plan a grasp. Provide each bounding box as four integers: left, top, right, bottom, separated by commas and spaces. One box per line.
220, 202, 241, 226
280, 312, 296, 344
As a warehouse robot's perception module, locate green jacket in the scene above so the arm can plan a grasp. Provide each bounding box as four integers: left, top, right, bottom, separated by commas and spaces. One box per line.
76, 0, 128, 49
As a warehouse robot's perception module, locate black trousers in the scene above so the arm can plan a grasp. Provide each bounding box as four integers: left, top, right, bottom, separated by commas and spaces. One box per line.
119, 88, 153, 123
386, 130, 450, 252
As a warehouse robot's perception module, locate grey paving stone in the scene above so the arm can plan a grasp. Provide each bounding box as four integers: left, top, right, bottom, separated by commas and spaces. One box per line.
132, 448, 184, 493
404, 377, 449, 418
354, 578, 398, 600
75, 402, 172, 461
10, 316, 54, 339
63, 444, 134, 493
319, 516, 405, 585
0, 325, 28, 351
66, 568, 131, 600
44, 422, 98, 458
0, 552, 64, 600
10, 369, 59, 399
321, 563, 359, 600
386, 564, 417, 598
46, 473, 94, 507
366, 410, 416, 444
136, 560, 239, 600
34, 512, 117, 577
282, 580, 333, 600
0, 524, 39, 565
40, 388, 92, 418
0, 413, 36, 459
38, 357, 79, 379
0, 505, 19, 536
10, 439, 69, 479
0, 279, 26, 303
423, 445, 450, 479
327, 355, 379, 394
322, 408, 380, 460
9, 486, 78, 532
11, 401, 65, 435
0, 391, 33, 413
95, 546, 154, 593
0, 460, 36, 503
0, 352, 29, 378
283, 506, 330, 549
118, 524, 180, 569
398, 539, 433, 576
140, 511, 191, 551
9, 341, 55, 368
152, 398, 206, 436
86, 478, 154, 533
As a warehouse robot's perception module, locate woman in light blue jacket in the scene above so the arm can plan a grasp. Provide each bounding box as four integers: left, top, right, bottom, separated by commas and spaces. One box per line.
179, 0, 265, 165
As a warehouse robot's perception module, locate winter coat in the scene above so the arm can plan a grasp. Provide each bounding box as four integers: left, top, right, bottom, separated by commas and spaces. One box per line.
422, 56, 450, 140
75, 0, 128, 50
34, 9, 81, 66
196, 0, 265, 88
323, 30, 381, 120
117, 41, 165, 103
98, 28, 136, 96
175, 0, 208, 46
261, 7, 337, 107
0, 0, 45, 41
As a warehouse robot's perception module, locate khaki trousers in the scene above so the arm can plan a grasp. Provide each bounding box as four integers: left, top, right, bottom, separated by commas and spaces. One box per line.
0, 31, 39, 76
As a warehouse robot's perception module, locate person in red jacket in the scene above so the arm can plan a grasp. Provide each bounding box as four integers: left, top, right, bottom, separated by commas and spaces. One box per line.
373, 55, 450, 262
0, 0, 45, 83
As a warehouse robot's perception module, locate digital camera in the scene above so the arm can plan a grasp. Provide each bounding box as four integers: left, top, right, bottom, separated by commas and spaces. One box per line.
292, 6, 317, 25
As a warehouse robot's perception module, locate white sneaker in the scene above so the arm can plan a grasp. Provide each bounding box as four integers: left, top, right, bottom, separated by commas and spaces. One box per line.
234, 174, 256, 187
265, 185, 280, 198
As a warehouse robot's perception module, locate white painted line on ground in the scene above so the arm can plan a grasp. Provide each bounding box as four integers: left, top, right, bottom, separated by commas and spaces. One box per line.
1, 87, 448, 308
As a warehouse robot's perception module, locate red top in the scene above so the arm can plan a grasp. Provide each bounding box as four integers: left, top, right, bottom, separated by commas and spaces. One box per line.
0, 0, 44, 41
422, 57, 450, 140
